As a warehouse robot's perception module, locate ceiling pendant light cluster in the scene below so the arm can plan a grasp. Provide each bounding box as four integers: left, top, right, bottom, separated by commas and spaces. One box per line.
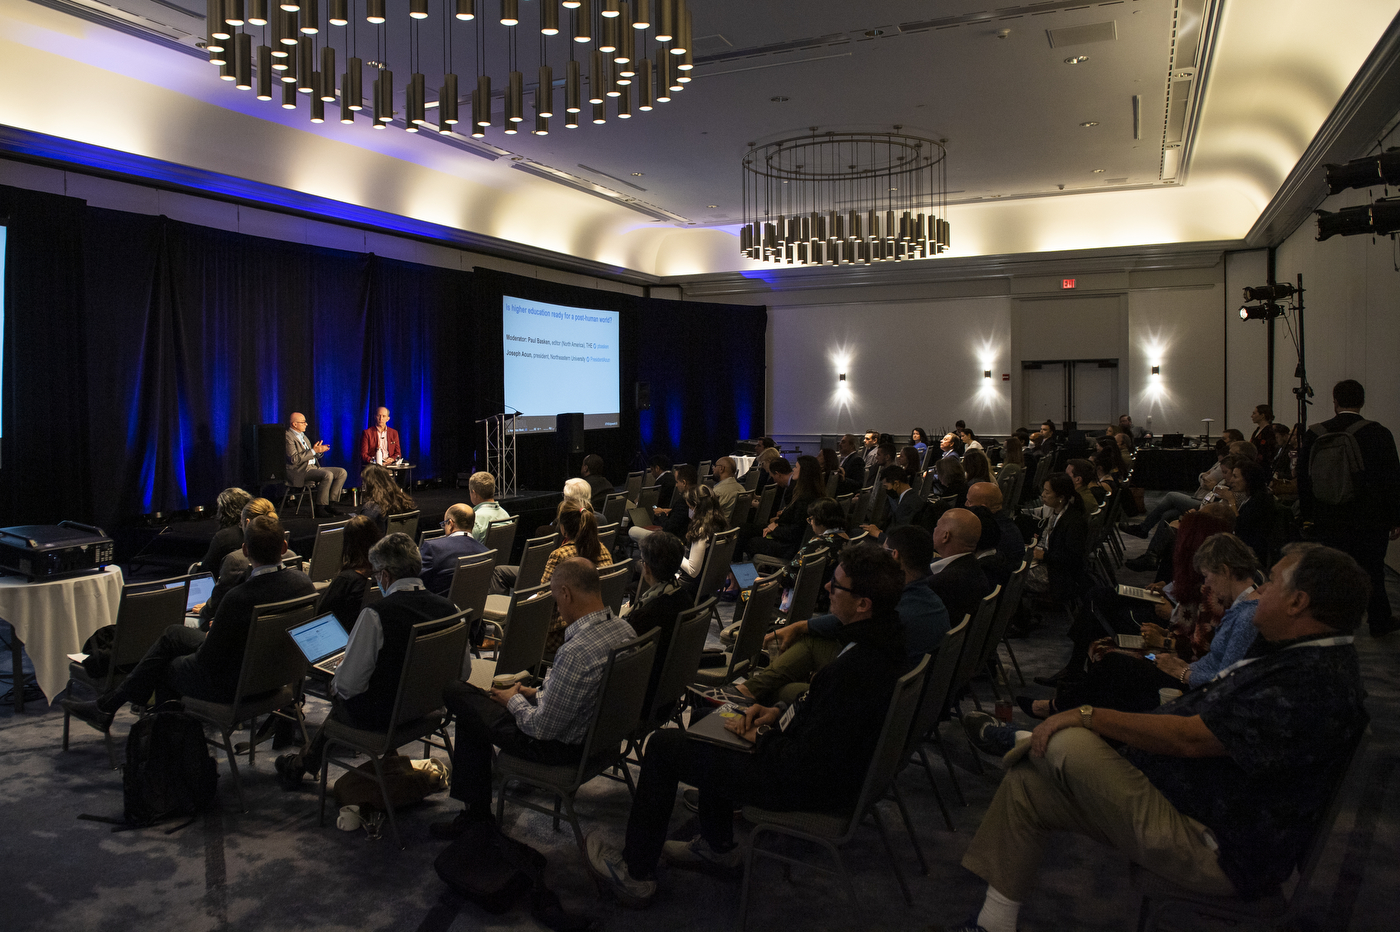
202, 0, 696, 137
740, 129, 950, 266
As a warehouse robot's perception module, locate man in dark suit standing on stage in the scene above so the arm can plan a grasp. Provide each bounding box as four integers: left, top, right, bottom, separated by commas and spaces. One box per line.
359, 406, 403, 465
1297, 379, 1400, 636
420, 503, 489, 595
286, 412, 347, 511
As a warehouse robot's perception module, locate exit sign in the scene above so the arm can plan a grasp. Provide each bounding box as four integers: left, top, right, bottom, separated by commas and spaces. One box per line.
1062, 278, 1077, 289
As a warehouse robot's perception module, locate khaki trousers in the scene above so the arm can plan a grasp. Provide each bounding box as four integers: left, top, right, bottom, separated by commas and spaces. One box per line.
741, 634, 842, 705
961, 726, 1237, 901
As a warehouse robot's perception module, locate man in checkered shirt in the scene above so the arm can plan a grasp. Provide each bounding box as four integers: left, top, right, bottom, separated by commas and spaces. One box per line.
432, 557, 636, 839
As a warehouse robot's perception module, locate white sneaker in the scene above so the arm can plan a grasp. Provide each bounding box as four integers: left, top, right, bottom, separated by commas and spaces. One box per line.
662, 834, 745, 873
584, 832, 656, 907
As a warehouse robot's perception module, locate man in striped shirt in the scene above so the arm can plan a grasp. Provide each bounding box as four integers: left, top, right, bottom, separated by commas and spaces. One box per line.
431, 557, 635, 839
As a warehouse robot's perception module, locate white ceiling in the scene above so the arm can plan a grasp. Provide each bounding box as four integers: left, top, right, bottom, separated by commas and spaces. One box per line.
1, 0, 1396, 278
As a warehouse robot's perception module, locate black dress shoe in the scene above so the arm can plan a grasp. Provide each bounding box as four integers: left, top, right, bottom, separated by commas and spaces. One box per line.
1032, 666, 1080, 688
1122, 524, 1150, 539
62, 698, 116, 733
1124, 555, 1157, 572
1017, 695, 1051, 719
274, 753, 306, 790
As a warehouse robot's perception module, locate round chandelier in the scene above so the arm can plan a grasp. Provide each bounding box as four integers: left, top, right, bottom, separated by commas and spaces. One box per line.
202, 0, 696, 136
740, 129, 950, 266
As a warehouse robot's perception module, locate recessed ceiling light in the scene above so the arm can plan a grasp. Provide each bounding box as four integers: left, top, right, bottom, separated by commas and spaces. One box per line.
864, 29, 883, 38
631, 171, 644, 176
707, 205, 718, 208
1092, 168, 1105, 173
1080, 121, 1099, 127
770, 96, 789, 102
1064, 55, 1089, 64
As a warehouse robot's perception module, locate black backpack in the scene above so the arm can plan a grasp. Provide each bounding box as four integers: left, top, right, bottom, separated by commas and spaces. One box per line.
121, 702, 219, 827
1307, 419, 1371, 506
434, 821, 596, 931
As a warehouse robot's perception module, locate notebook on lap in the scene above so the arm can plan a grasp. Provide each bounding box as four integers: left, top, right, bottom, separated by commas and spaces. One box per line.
289, 613, 350, 677
686, 703, 756, 754
729, 562, 760, 591
628, 506, 657, 529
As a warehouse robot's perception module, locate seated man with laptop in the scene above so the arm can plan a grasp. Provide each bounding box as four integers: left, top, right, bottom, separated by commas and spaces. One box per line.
584, 543, 908, 905
276, 532, 458, 787
63, 516, 316, 731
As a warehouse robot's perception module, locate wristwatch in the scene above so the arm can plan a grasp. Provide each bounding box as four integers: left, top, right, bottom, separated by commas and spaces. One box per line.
1079, 704, 1094, 730
755, 724, 773, 739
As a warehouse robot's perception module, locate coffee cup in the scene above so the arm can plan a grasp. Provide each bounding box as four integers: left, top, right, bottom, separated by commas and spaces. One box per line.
337, 805, 362, 831
1158, 688, 1183, 706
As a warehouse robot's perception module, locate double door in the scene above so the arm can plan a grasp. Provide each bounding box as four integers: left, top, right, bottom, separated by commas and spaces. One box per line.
1021, 359, 1119, 432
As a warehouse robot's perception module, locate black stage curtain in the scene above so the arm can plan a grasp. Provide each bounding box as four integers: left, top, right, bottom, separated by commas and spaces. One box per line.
469, 268, 766, 491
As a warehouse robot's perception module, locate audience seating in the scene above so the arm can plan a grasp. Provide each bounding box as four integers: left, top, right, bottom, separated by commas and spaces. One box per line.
637, 487, 661, 511
772, 549, 830, 625
624, 470, 644, 504
482, 518, 519, 566
306, 520, 349, 586
739, 653, 930, 928
751, 485, 779, 529
693, 573, 781, 689
690, 528, 740, 613
482, 534, 557, 625
317, 612, 469, 849
949, 586, 1003, 712
494, 630, 658, 856
61, 575, 191, 768
743, 466, 761, 491
602, 492, 628, 526
446, 550, 497, 650
598, 559, 632, 616
596, 522, 619, 557
728, 490, 752, 529
625, 598, 715, 764
902, 614, 971, 823
385, 510, 420, 540
183, 592, 321, 811
468, 584, 554, 689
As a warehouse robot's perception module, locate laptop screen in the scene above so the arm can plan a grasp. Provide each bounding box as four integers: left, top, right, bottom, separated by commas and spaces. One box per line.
730, 562, 760, 591
289, 613, 350, 664
186, 575, 215, 611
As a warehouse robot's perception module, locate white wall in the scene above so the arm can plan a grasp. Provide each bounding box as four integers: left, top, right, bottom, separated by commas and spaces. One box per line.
1127, 284, 1227, 436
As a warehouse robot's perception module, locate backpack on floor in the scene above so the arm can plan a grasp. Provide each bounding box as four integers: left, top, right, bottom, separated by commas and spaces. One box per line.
1307, 419, 1371, 506
434, 821, 597, 931
121, 701, 219, 827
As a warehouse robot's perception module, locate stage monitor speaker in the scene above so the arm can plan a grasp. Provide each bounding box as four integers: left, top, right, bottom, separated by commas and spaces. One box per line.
635, 381, 651, 410
557, 413, 586, 454
253, 424, 286, 485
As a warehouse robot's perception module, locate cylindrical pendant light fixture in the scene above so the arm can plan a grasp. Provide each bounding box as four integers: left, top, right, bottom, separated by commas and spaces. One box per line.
210, 0, 231, 40
669, 1, 686, 55
602, 0, 619, 16
656, 0, 672, 42
588, 50, 605, 103
616, 84, 631, 118
600, 15, 617, 53
537, 64, 554, 116
507, 69, 523, 121
225, 0, 245, 26
471, 87, 485, 133
500, 0, 518, 26
256, 44, 273, 97
565, 109, 579, 128
299, 0, 317, 33
408, 72, 426, 124
366, 0, 385, 23
282, 81, 298, 107
439, 110, 452, 133
632, 0, 649, 29
565, 59, 580, 111
296, 37, 315, 91
456, 0, 475, 20
592, 101, 606, 123
541, 0, 558, 34
310, 92, 325, 122
637, 57, 652, 109
573, 0, 591, 42
620, 10, 635, 67
340, 91, 355, 121
276, 9, 298, 45
320, 46, 336, 99
328, 0, 346, 25
279, 0, 300, 10
410, 0, 428, 19
562, 0, 579, 7
249, 0, 268, 25
377, 68, 393, 121
442, 72, 459, 122
234, 32, 253, 87
346, 56, 362, 107
655, 52, 671, 101
534, 113, 549, 135
610, 59, 626, 90
475, 74, 491, 125
209, 48, 228, 67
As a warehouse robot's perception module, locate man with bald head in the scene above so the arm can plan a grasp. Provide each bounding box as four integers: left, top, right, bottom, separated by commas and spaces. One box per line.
420, 503, 488, 595
286, 411, 348, 511
359, 406, 403, 465
929, 508, 994, 625
711, 457, 745, 521
966, 482, 1027, 569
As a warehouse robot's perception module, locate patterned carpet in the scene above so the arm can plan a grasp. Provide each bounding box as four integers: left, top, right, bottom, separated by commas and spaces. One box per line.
4, 518, 1398, 932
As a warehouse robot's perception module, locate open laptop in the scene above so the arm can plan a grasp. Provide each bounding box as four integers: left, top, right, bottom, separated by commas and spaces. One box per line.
185, 574, 215, 614
686, 703, 756, 754
1117, 584, 1169, 604
628, 506, 657, 530
729, 561, 761, 591
288, 613, 351, 677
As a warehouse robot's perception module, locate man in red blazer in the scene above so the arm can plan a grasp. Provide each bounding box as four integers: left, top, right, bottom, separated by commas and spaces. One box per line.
360, 406, 403, 464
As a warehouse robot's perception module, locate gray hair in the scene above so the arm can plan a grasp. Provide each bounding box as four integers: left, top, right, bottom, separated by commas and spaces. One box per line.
563, 477, 593, 509
1191, 532, 1260, 581
369, 532, 422, 581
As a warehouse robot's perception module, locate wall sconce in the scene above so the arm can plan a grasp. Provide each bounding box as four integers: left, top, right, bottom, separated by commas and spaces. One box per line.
983, 370, 992, 379
1151, 365, 1161, 375
839, 373, 847, 382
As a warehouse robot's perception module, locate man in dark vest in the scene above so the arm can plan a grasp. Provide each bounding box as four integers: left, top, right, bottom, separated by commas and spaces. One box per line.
275, 532, 457, 787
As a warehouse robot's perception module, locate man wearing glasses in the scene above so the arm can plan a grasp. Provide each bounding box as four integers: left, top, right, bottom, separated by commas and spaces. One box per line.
419, 503, 487, 595
285, 412, 348, 513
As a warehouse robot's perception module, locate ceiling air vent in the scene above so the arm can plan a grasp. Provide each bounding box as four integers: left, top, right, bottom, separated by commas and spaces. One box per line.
1045, 20, 1118, 48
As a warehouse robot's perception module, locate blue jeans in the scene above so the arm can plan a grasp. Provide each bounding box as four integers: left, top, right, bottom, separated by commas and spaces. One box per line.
1141, 491, 1199, 532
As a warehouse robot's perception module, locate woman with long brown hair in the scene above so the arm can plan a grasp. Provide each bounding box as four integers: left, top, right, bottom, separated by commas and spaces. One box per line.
357, 464, 415, 533
319, 515, 385, 631
541, 499, 614, 650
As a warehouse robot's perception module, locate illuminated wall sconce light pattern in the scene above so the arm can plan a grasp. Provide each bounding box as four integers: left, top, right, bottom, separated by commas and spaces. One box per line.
1151, 365, 1160, 375
983, 370, 991, 379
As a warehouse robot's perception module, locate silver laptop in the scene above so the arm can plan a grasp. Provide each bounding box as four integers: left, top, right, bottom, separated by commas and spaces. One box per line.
289, 612, 350, 677
185, 574, 215, 614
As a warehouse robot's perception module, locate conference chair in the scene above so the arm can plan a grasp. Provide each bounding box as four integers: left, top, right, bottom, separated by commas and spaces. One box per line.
739, 654, 930, 929
751, 485, 778, 529
624, 470, 644, 504
667, 467, 688, 506
775, 549, 829, 625
919, 469, 938, 499
467, 585, 553, 689
997, 466, 1021, 517
482, 517, 518, 565
183, 592, 321, 811
317, 613, 469, 849
825, 472, 840, 497
849, 487, 874, 530
446, 549, 497, 648
418, 527, 446, 545
280, 472, 321, 519
595, 522, 619, 557
693, 573, 781, 689
386, 510, 420, 540
743, 465, 761, 491
728, 489, 752, 529
61, 576, 190, 768
626, 598, 715, 764
949, 586, 1003, 712
900, 614, 970, 829
495, 630, 658, 858
482, 533, 557, 625
1131, 731, 1370, 932
598, 559, 632, 616
697, 460, 712, 481
993, 560, 1030, 687
306, 520, 349, 586
690, 527, 740, 613
636, 487, 660, 511
601, 492, 628, 526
